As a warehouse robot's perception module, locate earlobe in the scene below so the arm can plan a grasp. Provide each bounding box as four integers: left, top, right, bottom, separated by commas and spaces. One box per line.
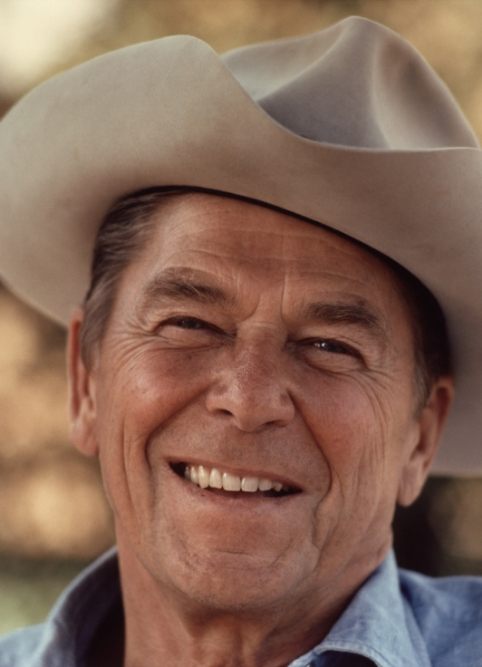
397, 377, 454, 507
67, 307, 98, 457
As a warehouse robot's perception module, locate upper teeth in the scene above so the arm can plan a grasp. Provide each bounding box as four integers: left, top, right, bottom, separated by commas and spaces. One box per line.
183, 464, 290, 494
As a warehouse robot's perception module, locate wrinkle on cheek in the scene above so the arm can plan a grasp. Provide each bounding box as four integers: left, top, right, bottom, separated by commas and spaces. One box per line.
101, 333, 204, 394
309, 469, 339, 563
101, 408, 157, 545
96, 410, 132, 517
364, 377, 417, 476
93, 346, 164, 533
99, 332, 153, 373
301, 373, 402, 567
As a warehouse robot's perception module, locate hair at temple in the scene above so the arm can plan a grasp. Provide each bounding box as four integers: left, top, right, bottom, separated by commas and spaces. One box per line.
80, 186, 452, 408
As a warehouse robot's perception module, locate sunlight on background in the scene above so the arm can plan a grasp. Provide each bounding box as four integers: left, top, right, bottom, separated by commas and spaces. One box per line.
1, 0, 481, 635
0, 0, 118, 96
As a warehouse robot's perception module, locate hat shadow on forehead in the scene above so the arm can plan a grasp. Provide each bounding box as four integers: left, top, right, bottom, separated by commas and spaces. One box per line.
0, 16, 481, 474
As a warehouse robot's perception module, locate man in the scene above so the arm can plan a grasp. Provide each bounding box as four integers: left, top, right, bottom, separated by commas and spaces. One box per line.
0, 15, 481, 667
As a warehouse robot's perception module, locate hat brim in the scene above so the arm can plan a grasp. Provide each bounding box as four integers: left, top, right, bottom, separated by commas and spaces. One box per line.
0, 35, 481, 474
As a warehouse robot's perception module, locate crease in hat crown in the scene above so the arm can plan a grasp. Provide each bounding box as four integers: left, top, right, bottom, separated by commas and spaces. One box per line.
222, 16, 479, 149
0, 16, 481, 475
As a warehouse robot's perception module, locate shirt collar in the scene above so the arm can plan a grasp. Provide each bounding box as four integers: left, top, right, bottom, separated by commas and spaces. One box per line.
31, 547, 120, 666
290, 551, 431, 667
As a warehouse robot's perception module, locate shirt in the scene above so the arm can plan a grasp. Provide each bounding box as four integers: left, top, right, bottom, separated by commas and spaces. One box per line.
0, 549, 481, 667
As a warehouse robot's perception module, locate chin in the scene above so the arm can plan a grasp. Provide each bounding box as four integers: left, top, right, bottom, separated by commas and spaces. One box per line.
178, 578, 289, 615
161, 546, 301, 614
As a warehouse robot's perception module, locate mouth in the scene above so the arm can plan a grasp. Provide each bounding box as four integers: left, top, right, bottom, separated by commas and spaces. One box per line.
170, 462, 301, 498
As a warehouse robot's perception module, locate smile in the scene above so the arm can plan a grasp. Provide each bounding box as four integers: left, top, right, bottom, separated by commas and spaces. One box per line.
171, 462, 300, 497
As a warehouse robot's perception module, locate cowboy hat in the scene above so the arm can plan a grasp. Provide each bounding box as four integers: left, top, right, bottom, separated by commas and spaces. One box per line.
0, 16, 481, 474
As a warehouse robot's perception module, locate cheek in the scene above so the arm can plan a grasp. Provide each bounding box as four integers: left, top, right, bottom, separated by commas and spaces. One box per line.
101, 346, 215, 434
95, 345, 218, 504
93, 348, 213, 516
299, 372, 410, 493
296, 376, 407, 564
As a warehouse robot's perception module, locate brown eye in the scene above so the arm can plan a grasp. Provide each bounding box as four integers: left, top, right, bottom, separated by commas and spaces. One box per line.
300, 338, 365, 370
156, 316, 226, 345
312, 339, 359, 357
171, 317, 208, 330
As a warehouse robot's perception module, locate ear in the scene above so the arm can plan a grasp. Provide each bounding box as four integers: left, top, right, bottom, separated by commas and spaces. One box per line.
397, 377, 454, 507
67, 307, 99, 457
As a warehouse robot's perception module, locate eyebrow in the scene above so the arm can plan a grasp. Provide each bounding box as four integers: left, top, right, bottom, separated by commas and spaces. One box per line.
304, 301, 387, 340
138, 268, 231, 313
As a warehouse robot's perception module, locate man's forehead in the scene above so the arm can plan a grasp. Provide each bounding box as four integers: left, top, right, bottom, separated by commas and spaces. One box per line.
137, 191, 413, 313
147, 191, 391, 275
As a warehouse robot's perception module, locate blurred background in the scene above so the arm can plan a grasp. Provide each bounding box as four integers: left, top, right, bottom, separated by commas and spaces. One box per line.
1, 0, 482, 635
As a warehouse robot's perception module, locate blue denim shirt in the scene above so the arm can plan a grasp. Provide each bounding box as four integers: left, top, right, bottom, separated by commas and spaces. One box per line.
1, 549, 481, 666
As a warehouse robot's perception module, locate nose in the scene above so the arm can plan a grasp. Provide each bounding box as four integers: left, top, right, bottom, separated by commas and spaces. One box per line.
205, 339, 296, 432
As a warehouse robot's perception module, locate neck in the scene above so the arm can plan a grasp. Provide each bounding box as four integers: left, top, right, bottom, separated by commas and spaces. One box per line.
114, 541, 388, 667
120, 569, 335, 667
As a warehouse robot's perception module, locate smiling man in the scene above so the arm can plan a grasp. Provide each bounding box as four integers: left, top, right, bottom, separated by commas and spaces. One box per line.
1, 15, 482, 667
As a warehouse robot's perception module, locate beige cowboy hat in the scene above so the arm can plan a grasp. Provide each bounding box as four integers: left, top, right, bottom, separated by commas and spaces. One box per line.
0, 16, 481, 474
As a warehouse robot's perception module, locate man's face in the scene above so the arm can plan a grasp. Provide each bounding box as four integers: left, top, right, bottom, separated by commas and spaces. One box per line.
71, 193, 448, 615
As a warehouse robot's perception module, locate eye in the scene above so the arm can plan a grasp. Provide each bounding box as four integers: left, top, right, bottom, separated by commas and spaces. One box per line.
299, 337, 365, 370
168, 316, 210, 330
154, 316, 226, 347
312, 339, 359, 357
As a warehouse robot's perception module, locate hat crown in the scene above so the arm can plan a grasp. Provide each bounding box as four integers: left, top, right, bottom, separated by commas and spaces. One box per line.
222, 16, 479, 150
